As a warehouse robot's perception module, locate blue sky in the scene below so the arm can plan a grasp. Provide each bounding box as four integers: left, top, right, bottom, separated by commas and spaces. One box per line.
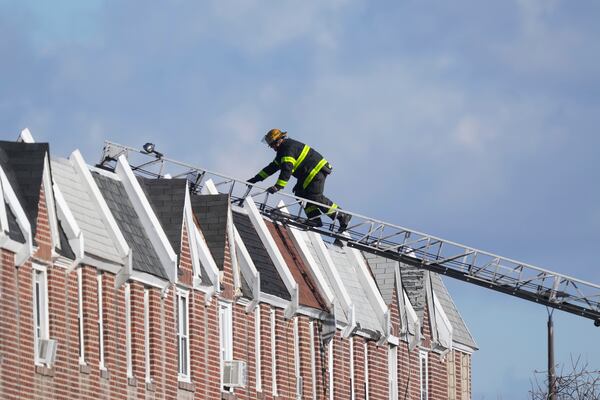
2, 1, 600, 398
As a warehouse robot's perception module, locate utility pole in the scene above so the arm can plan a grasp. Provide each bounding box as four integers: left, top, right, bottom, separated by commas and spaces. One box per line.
548, 311, 556, 400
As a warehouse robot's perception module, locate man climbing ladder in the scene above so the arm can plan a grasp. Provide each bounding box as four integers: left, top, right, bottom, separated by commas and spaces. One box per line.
247, 128, 351, 232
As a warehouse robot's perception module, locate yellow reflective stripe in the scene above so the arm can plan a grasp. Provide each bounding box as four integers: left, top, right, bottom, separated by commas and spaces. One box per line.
303, 159, 328, 189
293, 145, 310, 173
281, 156, 296, 165
305, 205, 319, 214
258, 170, 269, 179
276, 179, 288, 187
326, 203, 338, 215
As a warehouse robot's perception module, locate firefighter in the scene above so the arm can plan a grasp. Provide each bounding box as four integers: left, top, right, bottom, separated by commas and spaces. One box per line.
247, 128, 351, 232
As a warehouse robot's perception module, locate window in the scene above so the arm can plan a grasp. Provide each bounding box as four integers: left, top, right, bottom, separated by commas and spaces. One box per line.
389, 345, 398, 400
32, 266, 49, 365
460, 353, 470, 400
220, 301, 233, 389
125, 283, 132, 378
255, 306, 262, 391
448, 351, 456, 400
97, 272, 105, 370
270, 308, 278, 396
144, 288, 151, 383
177, 290, 190, 381
419, 351, 428, 400
77, 268, 85, 365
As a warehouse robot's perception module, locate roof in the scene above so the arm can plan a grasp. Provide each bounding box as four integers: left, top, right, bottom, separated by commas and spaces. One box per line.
326, 244, 382, 334
191, 194, 229, 270
51, 158, 123, 265
363, 252, 397, 305
0, 141, 48, 241
398, 263, 427, 322
92, 171, 168, 280
56, 220, 75, 259
430, 273, 478, 349
138, 178, 186, 259
265, 221, 327, 310
5, 201, 25, 243
232, 211, 291, 301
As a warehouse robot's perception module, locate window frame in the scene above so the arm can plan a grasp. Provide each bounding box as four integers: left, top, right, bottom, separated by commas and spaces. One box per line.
389, 345, 398, 400
77, 267, 85, 365
144, 288, 151, 383
270, 307, 278, 397
32, 265, 49, 366
255, 306, 262, 392
419, 350, 429, 400
220, 301, 233, 390
177, 289, 191, 382
124, 283, 133, 378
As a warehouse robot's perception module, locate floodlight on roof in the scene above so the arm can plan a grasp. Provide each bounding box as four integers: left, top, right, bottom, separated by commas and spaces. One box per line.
142, 142, 163, 158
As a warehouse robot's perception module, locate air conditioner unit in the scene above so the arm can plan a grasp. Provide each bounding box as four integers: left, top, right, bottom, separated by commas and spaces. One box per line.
38, 339, 58, 366
223, 360, 247, 388
296, 376, 303, 398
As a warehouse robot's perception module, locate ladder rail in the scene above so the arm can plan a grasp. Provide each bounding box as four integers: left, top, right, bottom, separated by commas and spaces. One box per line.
99, 141, 600, 322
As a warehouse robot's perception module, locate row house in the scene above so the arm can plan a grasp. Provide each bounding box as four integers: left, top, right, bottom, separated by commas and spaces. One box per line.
0, 131, 477, 400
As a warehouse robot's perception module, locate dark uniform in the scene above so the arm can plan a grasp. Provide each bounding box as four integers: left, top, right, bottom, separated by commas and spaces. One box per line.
250, 138, 339, 222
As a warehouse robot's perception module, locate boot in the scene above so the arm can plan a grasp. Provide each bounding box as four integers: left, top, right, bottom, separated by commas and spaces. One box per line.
305, 217, 323, 228
337, 212, 351, 233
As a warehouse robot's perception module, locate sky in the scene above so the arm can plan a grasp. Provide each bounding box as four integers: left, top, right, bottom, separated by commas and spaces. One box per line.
2, 0, 600, 398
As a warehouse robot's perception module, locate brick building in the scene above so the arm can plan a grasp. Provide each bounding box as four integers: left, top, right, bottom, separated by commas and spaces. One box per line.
0, 133, 477, 399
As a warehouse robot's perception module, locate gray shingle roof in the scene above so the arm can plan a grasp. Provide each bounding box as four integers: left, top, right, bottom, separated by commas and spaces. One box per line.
398, 264, 426, 322
0, 141, 48, 241
138, 178, 186, 258
5, 201, 25, 243
191, 194, 229, 270
430, 273, 478, 349
51, 158, 124, 264
326, 244, 382, 334
92, 171, 168, 280
363, 252, 397, 305
232, 211, 291, 301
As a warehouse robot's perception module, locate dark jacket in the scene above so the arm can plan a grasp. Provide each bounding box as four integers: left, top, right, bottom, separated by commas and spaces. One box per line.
252, 138, 331, 190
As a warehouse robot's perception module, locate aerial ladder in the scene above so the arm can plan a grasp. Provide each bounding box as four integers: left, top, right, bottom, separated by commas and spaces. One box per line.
99, 141, 600, 326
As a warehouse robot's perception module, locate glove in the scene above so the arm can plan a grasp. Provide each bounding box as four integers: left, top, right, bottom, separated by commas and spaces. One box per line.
247, 176, 260, 184
267, 185, 281, 194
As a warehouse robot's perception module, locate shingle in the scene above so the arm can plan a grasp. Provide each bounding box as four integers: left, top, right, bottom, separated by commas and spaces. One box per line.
51, 158, 123, 264
5, 201, 25, 243
430, 273, 478, 349
56, 220, 75, 260
92, 171, 168, 280
0, 141, 48, 241
232, 211, 291, 301
191, 194, 229, 270
326, 244, 382, 333
137, 178, 186, 259
363, 252, 398, 305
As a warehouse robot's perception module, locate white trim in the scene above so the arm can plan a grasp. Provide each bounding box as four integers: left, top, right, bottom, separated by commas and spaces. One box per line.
244, 197, 298, 318
0, 176, 8, 232
32, 264, 49, 366
53, 181, 84, 269
77, 268, 86, 365
270, 307, 278, 397
293, 316, 301, 399
183, 187, 201, 282
307, 231, 355, 336
227, 206, 242, 295
177, 288, 191, 382
144, 288, 151, 383
259, 293, 290, 310
42, 153, 61, 254
255, 306, 262, 392
80, 255, 122, 275
130, 270, 170, 290
125, 283, 133, 378
115, 155, 177, 283
389, 345, 398, 400
69, 150, 130, 263
219, 301, 233, 391
17, 128, 35, 143
328, 339, 334, 400
419, 350, 429, 400
192, 222, 219, 290
350, 337, 356, 400
452, 342, 476, 354
364, 342, 370, 400
0, 165, 33, 265
432, 290, 453, 352
97, 272, 106, 370
309, 320, 317, 400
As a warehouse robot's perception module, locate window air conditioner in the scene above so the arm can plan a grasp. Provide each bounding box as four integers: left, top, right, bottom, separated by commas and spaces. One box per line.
38, 339, 58, 366
223, 360, 247, 388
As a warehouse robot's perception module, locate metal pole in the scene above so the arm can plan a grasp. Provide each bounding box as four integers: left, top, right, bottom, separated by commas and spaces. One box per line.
548, 311, 556, 400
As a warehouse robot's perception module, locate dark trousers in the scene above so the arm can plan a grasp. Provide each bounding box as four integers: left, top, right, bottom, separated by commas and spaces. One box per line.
293, 172, 338, 221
